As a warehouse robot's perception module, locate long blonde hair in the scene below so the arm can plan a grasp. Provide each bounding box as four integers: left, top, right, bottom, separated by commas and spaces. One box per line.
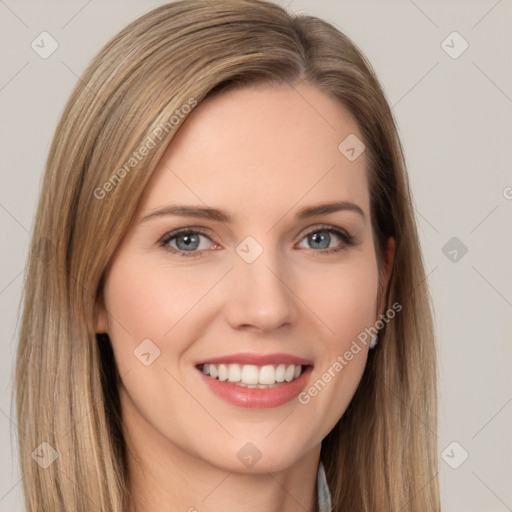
13, 1, 440, 510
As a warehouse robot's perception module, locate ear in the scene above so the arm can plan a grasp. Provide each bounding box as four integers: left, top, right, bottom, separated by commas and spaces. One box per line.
376, 236, 396, 318
95, 295, 109, 334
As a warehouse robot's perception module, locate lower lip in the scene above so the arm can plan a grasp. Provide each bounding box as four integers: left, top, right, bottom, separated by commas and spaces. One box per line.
197, 366, 314, 408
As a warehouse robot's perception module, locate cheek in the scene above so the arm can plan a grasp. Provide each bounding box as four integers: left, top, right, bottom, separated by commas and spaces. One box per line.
104, 254, 205, 336
304, 256, 379, 345
102, 255, 183, 370
295, 257, 378, 429
102, 252, 231, 377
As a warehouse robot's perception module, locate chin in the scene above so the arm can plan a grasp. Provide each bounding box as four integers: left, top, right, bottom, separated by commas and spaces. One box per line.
191, 432, 316, 474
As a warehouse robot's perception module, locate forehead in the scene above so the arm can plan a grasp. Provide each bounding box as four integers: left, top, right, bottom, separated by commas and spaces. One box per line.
139, 82, 369, 221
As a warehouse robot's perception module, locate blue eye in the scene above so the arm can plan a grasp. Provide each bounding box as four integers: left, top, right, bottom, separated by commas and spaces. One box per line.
297, 227, 354, 254
159, 228, 214, 257
158, 225, 354, 258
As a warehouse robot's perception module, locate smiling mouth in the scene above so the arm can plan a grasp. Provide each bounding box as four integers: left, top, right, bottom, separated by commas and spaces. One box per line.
197, 363, 309, 389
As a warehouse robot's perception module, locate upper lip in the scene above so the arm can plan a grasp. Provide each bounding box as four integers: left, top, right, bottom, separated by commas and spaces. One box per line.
196, 352, 313, 367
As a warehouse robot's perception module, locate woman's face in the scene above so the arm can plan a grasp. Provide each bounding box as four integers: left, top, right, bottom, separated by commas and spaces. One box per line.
97, 82, 394, 474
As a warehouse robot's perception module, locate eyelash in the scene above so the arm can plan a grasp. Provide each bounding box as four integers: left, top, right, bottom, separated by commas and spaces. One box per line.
158, 225, 355, 258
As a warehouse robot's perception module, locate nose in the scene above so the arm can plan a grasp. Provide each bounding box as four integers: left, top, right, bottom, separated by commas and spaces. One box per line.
224, 245, 299, 334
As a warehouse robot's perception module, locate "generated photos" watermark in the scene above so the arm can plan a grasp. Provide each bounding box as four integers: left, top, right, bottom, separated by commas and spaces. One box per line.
298, 301, 402, 405
93, 97, 197, 200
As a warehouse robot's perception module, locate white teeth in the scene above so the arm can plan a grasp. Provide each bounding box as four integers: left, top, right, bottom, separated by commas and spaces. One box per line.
200, 363, 304, 385
284, 365, 295, 382
227, 364, 241, 382
209, 364, 218, 379
218, 364, 228, 381
259, 365, 276, 385
275, 364, 286, 382
240, 364, 259, 385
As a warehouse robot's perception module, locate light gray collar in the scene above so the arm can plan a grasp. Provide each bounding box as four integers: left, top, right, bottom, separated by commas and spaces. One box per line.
317, 460, 332, 512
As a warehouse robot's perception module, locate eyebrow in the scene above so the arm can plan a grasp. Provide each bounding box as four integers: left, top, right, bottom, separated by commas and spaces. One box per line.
140, 201, 365, 223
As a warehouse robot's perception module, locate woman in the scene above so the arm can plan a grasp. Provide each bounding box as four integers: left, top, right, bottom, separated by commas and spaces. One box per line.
14, 1, 440, 510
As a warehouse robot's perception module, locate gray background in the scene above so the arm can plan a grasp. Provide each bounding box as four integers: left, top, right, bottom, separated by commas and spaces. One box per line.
1, 0, 511, 510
